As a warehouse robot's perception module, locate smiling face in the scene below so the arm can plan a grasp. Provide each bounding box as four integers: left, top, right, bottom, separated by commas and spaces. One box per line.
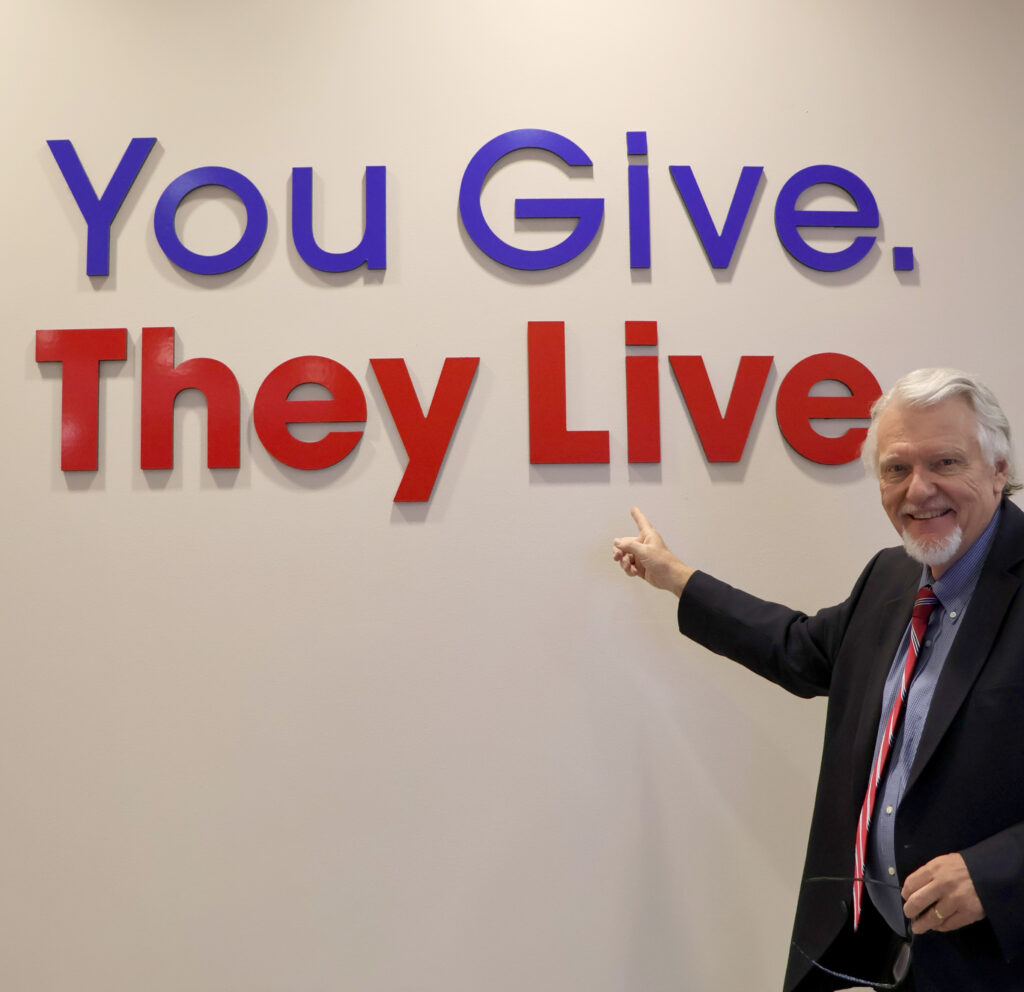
876, 397, 1007, 578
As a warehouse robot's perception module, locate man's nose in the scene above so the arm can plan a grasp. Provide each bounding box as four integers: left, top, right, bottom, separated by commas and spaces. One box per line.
905, 467, 937, 501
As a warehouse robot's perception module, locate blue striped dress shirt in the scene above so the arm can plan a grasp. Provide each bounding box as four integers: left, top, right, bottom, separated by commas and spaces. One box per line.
866, 506, 1001, 932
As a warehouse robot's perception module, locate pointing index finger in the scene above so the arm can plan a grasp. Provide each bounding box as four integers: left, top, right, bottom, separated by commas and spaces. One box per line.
630, 506, 652, 533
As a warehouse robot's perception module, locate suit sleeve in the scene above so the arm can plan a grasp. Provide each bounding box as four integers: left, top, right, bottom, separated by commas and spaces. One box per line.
962, 825, 1024, 961
676, 551, 887, 699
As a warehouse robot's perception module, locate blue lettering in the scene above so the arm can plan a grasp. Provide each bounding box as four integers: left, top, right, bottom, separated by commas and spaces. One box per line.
774, 165, 879, 272
154, 166, 268, 275
668, 165, 763, 269
458, 129, 603, 271
291, 166, 387, 272
47, 137, 157, 276
627, 131, 650, 269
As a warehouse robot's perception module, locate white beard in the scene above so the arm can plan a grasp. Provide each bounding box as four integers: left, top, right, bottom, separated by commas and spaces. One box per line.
901, 524, 963, 569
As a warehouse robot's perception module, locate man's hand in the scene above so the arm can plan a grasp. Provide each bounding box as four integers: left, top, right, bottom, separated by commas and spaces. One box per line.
612, 507, 695, 598
902, 853, 986, 934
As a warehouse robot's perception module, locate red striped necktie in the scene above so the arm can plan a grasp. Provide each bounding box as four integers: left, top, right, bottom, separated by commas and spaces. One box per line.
852, 584, 939, 930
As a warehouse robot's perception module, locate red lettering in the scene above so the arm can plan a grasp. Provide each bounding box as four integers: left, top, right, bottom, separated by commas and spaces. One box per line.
140, 327, 240, 469
625, 321, 660, 463
775, 352, 881, 465
253, 356, 366, 470
527, 321, 610, 464
370, 357, 479, 502
34, 323, 886, 487
35, 327, 127, 470
668, 355, 773, 462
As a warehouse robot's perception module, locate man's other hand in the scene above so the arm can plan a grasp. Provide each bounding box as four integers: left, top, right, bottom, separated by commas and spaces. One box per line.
902, 853, 986, 934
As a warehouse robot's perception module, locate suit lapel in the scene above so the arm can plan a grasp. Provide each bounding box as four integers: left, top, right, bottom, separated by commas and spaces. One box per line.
853, 572, 920, 767
905, 500, 1024, 796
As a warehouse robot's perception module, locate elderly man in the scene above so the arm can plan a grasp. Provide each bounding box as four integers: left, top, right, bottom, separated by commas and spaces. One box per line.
613, 368, 1024, 991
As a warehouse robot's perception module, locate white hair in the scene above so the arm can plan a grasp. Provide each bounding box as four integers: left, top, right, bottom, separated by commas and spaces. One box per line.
861, 367, 1021, 496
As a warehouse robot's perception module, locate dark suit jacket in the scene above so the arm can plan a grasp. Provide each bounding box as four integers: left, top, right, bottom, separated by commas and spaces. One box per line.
677, 498, 1024, 992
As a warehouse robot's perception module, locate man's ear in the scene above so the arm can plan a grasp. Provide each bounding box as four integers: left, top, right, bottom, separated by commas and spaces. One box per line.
994, 458, 1009, 492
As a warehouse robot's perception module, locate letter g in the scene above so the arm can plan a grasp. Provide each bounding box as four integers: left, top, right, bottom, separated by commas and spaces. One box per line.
458, 129, 603, 271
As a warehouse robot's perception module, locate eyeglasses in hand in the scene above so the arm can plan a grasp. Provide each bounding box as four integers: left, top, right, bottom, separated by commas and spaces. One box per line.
791, 875, 913, 990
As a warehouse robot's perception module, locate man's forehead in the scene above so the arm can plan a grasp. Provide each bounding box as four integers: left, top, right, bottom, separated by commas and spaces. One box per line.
877, 397, 978, 449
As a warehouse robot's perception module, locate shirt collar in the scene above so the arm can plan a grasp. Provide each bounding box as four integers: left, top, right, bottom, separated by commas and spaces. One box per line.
925, 505, 1001, 610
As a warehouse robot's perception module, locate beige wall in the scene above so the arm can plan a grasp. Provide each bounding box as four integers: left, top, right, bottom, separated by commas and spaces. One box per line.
4, 1, 1023, 989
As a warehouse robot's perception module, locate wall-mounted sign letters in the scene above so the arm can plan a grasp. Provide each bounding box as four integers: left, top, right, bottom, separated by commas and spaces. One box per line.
46, 130, 913, 278
37, 129, 903, 498
37, 323, 877, 500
